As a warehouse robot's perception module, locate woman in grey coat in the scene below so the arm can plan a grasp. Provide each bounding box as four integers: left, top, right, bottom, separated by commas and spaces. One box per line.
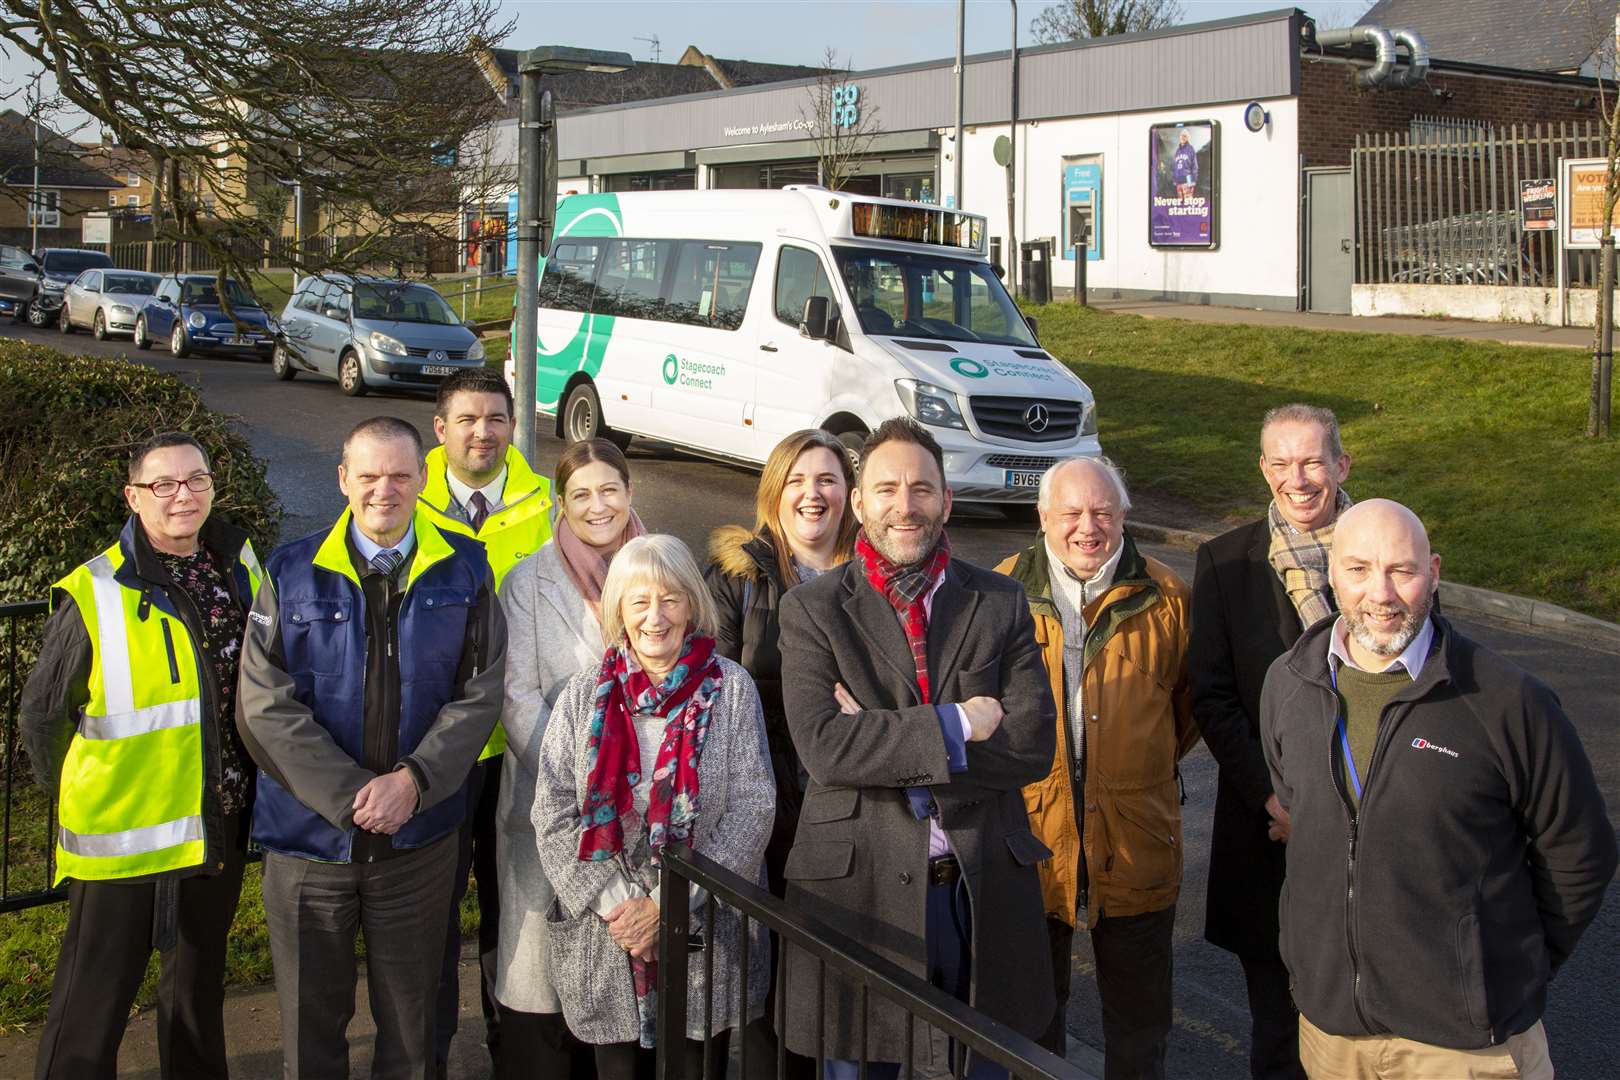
534, 534, 773, 1080
495, 438, 644, 1080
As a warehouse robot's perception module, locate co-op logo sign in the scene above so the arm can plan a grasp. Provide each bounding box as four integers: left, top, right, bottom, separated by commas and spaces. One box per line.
662, 353, 727, 389
831, 85, 861, 129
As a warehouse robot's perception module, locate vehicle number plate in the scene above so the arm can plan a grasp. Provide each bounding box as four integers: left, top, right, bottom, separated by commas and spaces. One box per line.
422, 365, 456, 376
1004, 470, 1043, 489
226, 335, 254, 345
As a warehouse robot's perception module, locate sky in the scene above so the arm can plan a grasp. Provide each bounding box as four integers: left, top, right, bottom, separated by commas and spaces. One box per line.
0, 0, 1377, 138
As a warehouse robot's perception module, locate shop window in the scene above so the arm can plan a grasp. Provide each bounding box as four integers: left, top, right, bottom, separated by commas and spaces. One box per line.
667, 240, 761, 331
882, 172, 935, 204
774, 245, 833, 328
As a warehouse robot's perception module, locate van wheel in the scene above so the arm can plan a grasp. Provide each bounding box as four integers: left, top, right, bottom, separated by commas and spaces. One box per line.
562, 382, 630, 449
831, 428, 866, 473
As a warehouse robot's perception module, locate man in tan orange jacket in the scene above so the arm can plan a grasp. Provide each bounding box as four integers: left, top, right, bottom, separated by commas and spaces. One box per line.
996, 457, 1196, 1079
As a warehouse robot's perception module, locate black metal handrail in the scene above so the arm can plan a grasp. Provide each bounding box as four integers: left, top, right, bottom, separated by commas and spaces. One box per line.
655, 844, 1095, 1080
1, 598, 64, 913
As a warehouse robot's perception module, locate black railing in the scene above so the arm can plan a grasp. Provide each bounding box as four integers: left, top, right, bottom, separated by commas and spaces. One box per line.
655, 845, 1094, 1080
1, 599, 63, 914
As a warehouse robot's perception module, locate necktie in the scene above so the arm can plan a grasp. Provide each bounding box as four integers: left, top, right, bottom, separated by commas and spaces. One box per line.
467, 491, 490, 533
371, 548, 402, 577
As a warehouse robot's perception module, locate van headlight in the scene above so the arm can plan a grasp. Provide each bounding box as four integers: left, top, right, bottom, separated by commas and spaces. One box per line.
467, 338, 486, 361
370, 331, 407, 356
1080, 401, 1098, 436
895, 379, 967, 430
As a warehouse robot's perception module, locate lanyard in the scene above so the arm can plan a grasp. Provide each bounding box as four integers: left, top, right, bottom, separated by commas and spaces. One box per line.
1330, 663, 1365, 801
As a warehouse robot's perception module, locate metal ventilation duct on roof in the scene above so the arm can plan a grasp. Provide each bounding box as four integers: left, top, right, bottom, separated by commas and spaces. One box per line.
1309, 21, 1431, 90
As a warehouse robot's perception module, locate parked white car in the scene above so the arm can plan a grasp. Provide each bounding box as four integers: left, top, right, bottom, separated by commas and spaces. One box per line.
59, 269, 161, 340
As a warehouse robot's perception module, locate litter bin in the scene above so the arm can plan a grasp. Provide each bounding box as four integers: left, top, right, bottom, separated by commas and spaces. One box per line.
1019, 239, 1055, 304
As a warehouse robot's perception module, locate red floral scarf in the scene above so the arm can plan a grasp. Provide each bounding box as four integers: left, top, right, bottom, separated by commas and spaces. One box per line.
854, 530, 951, 703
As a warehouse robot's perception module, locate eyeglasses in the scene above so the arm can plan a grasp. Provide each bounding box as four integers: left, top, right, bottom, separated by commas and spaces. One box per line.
131, 473, 215, 498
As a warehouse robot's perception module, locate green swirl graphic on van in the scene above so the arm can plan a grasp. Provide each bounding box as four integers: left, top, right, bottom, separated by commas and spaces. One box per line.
950, 357, 990, 379
662, 354, 679, 385
530, 194, 622, 410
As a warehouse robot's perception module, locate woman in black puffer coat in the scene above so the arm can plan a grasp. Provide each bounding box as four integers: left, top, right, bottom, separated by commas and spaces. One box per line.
704, 428, 858, 1080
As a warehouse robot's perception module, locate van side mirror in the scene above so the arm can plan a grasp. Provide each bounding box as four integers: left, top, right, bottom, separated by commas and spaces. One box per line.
1024, 315, 1040, 342
464, 318, 479, 330
801, 296, 831, 341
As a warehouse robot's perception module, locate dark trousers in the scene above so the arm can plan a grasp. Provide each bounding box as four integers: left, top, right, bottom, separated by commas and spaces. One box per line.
435, 758, 503, 1070
1042, 906, 1175, 1080
594, 1031, 729, 1080
1238, 953, 1306, 1080
262, 832, 459, 1080
826, 878, 1005, 1080
35, 812, 247, 1080
741, 929, 816, 1080
494, 1005, 595, 1080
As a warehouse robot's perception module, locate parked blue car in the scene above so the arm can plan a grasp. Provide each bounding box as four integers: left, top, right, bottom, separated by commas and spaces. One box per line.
134, 274, 276, 360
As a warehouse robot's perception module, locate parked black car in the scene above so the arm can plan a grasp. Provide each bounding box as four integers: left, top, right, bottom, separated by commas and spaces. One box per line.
0, 244, 41, 320
26, 248, 114, 327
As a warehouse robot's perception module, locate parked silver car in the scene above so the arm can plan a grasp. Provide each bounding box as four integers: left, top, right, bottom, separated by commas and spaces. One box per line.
271, 274, 485, 396
60, 269, 161, 339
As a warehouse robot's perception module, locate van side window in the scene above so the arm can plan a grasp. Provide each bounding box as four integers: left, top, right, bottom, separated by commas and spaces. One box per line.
542, 241, 603, 313
774, 245, 833, 328
668, 241, 761, 331
596, 239, 673, 321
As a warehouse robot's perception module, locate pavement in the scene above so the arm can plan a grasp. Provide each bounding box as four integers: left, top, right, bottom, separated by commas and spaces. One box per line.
1086, 296, 1600, 350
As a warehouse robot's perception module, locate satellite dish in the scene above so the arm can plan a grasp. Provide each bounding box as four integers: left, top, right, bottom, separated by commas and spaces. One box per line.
993, 135, 1013, 167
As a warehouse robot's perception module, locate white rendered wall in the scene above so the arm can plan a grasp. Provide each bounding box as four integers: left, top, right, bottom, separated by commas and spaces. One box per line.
946, 97, 1300, 307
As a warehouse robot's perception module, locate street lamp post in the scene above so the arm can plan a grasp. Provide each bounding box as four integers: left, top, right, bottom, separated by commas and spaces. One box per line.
1006, 0, 1018, 298
953, 0, 965, 210
512, 46, 632, 464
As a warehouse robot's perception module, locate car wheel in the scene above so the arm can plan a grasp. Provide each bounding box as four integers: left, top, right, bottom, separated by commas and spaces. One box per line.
170, 322, 192, 358
58, 305, 74, 334
339, 350, 368, 396
562, 381, 629, 448
271, 343, 297, 381
133, 315, 151, 350
28, 300, 52, 328
92, 310, 109, 341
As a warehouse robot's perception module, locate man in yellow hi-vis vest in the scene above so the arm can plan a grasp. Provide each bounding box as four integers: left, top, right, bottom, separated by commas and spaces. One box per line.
20, 432, 263, 1080
418, 368, 551, 1077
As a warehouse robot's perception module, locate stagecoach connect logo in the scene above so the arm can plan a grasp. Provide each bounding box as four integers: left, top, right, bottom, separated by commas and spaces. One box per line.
663, 353, 680, 385
950, 357, 989, 379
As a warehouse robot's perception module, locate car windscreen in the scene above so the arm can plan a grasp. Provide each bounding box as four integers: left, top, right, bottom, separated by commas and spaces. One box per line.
104, 274, 157, 296
42, 251, 113, 275
352, 283, 459, 325
831, 246, 1036, 347
181, 279, 258, 307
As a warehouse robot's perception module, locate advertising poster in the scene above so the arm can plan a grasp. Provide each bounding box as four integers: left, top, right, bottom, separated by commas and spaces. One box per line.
1564, 162, 1615, 248
1149, 121, 1217, 248
1518, 179, 1556, 232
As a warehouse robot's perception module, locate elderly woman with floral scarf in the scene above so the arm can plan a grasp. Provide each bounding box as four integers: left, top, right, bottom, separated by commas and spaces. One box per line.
533, 533, 774, 1080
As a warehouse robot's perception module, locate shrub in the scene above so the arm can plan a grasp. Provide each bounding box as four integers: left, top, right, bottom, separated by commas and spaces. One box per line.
0, 340, 282, 603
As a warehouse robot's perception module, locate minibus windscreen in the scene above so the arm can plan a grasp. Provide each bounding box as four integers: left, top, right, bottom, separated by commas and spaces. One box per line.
832, 248, 1036, 347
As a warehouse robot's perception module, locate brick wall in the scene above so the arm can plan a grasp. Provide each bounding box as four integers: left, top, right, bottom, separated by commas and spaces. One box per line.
1297, 58, 1599, 167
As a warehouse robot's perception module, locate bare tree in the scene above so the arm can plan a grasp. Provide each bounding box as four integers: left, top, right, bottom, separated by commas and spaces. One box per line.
455, 120, 514, 311
0, 0, 514, 313
1579, 0, 1617, 438
799, 49, 881, 192
1031, 0, 1184, 42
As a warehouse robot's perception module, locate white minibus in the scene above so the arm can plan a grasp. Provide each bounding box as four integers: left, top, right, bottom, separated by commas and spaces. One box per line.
506, 187, 1101, 506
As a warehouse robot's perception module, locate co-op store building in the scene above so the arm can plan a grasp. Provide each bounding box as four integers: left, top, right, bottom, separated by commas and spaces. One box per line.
489, 6, 1597, 313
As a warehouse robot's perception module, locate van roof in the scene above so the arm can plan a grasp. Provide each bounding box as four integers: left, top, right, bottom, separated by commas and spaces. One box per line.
556, 188, 988, 258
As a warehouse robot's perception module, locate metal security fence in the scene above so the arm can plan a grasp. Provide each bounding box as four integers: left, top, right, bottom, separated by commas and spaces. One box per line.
0, 599, 62, 914
656, 844, 1090, 1080
78, 236, 460, 276
1353, 120, 1606, 288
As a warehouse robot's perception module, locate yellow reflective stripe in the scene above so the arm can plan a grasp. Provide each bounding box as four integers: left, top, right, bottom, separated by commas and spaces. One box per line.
85, 555, 136, 716
79, 698, 200, 741
239, 540, 264, 595
59, 814, 203, 858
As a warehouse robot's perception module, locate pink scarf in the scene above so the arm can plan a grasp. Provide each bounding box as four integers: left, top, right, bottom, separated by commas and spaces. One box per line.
556, 508, 646, 617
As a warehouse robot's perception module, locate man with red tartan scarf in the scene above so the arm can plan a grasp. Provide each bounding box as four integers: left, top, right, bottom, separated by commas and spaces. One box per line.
776, 418, 1059, 1080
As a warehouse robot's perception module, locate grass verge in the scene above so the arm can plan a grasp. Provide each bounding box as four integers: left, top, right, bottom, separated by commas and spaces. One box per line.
245, 271, 515, 326
1029, 301, 1619, 621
